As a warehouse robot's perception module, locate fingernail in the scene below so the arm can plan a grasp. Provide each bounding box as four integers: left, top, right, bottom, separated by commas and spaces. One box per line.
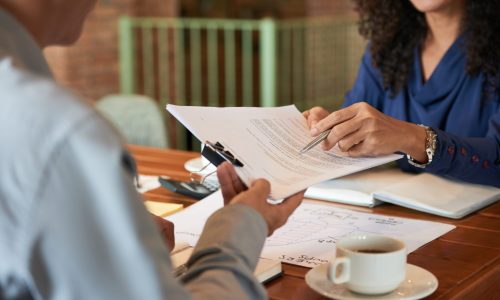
310, 128, 318, 135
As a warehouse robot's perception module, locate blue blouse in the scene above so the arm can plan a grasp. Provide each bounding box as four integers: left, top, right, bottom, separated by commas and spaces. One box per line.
344, 37, 500, 187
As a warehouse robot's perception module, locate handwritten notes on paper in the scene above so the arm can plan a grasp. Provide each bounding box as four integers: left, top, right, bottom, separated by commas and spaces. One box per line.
260, 202, 455, 267
167, 191, 456, 268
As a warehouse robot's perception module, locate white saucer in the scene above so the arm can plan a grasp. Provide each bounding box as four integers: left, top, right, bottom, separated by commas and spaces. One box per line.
184, 157, 217, 174
305, 263, 438, 300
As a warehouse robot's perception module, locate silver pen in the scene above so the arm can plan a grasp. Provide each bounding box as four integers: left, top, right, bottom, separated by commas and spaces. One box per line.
299, 129, 332, 154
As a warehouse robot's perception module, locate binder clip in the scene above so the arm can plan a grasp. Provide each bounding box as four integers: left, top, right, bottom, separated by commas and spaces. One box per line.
202, 141, 244, 167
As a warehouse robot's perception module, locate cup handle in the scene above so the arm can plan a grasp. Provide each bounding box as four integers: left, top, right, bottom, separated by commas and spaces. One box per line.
328, 257, 350, 284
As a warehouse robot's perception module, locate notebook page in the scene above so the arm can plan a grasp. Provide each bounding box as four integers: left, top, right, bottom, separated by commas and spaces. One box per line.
305, 167, 413, 207
373, 173, 500, 218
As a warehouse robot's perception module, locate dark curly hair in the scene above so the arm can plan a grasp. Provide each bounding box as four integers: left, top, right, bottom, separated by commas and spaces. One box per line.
352, 0, 500, 97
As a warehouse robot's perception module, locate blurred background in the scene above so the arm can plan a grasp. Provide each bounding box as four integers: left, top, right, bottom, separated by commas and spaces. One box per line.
45, 0, 365, 150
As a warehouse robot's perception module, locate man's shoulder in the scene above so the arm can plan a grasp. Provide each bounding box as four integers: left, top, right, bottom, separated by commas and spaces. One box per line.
0, 57, 94, 124
0, 58, 124, 196
0, 57, 119, 145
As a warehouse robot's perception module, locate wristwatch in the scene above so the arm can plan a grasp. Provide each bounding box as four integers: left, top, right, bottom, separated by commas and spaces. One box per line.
407, 125, 437, 168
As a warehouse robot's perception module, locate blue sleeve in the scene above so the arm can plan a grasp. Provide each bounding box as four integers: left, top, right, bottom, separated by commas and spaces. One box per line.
401, 114, 500, 187
343, 46, 386, 110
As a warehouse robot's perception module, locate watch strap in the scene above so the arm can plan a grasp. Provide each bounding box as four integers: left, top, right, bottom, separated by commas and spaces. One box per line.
407, 125, 437, 168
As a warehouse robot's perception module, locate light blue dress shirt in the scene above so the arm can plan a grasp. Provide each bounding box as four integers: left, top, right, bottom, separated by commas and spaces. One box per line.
0, 8, 267, 300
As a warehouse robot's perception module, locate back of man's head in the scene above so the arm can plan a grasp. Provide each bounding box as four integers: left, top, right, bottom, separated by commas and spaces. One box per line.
0, 0, 97, 47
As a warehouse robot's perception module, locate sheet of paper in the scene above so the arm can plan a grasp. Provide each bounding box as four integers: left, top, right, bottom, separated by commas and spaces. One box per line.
167, 105, 402, 199
166, 191, 225, 246
259, 202, 455, 267
136, 175, 162, 193
167, 191, 456, 268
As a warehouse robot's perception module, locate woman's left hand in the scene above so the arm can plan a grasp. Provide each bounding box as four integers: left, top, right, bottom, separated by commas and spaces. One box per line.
310, 102, 427, 161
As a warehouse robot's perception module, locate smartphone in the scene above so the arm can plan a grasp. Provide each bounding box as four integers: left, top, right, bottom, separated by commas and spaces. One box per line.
159, 177, 219, 200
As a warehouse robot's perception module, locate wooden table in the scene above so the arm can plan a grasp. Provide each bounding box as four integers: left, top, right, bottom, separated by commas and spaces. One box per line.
130, 145, 500, 299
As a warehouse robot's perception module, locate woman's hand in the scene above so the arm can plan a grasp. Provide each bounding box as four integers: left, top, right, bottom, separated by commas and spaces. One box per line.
307, 103, 428, 161
303, 106, 330, 129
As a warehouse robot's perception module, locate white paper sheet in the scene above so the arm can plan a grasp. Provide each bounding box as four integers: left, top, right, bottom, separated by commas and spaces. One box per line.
167, 191, 456, 268
136, 175, 162, 193
167, 105, 402, 199
166, 191, 224, 245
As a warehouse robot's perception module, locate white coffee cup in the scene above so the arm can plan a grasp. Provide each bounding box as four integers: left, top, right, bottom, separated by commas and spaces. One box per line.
328, 234, 406, 295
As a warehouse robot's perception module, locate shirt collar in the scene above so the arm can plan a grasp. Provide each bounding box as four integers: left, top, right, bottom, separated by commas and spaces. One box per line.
0, 7, 52, 78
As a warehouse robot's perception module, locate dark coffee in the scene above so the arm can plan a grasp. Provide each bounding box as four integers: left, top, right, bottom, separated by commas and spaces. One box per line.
353, 249, 389, 254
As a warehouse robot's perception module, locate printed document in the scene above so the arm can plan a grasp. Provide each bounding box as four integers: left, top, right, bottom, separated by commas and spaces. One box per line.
167, 105, 402, 199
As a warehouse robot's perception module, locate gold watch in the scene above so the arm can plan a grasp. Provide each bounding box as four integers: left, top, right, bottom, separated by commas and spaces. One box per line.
407, 125, 437, 168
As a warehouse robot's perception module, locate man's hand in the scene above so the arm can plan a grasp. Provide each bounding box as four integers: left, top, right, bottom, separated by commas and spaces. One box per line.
216, 161, 248, 205
217, 162, 305, 235
305, 103, 427, 162
152, 214, 175, 252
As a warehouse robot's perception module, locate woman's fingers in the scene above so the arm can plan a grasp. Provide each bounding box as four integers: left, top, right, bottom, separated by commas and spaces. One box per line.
304, 107, 330, 129
312, 105, 358, 136
321, 116, 363, 150
336, 128, 366, 152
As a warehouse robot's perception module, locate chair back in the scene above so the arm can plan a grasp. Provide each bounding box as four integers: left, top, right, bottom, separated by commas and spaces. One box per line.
96, 94, 168, 148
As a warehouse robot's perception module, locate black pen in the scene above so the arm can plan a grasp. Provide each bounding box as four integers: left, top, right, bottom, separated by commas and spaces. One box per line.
299, 129, 332, 154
